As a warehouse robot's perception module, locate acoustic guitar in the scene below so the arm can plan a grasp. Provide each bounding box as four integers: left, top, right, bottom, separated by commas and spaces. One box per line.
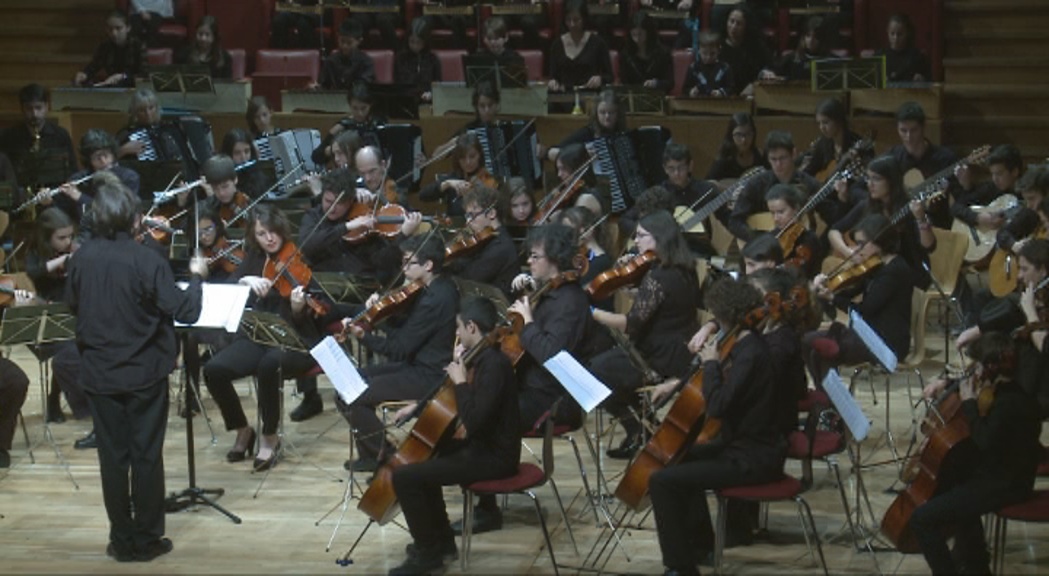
950, 194, 1019, 265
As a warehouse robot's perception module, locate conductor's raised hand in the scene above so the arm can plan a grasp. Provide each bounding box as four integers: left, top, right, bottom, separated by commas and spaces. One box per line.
188, 251, 209, 279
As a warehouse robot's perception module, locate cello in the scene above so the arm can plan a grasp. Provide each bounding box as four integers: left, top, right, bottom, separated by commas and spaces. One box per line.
357, 333, 495, 525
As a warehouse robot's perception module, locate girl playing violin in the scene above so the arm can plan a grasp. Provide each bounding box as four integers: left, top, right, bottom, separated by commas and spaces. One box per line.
648, 277, 784, 574
505, 176, 536, 262
180, 155, 250, 230
203, 204, 333, 472
418, 133, 497, 218
911, 332, 1041, 575
766, 183, 821, 278
589, 210, 700, 459
805, 213, 914, 385
25, 208, 90, 434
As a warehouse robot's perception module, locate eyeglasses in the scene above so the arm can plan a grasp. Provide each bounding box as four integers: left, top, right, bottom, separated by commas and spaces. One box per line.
528, 252, 547, 262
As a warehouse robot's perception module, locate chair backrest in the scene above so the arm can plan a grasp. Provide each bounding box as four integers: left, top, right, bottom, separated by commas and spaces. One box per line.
255, 49, 321, 83
929, 228, 969, 296
434, 49, 467, 83
519, 49, 544, 81
746, 212, 775, 233
609, 50, 620, 84
228, 48, 246, 80
671, 49, 691, 96
146, 48, 173, 66
364, 49, 395, 84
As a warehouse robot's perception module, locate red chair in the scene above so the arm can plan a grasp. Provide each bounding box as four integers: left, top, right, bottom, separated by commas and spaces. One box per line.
228, 48, 247, 80
991, 490, 1049, 575
434, 49, 467, 83
146, 48, 174, 66
671, 49, 692, 96
519, 49, 544, 82
255, 49, 322, 83
205, 0, 272, 69
364, 49, 395, 84
715, 474, 829, 575
116, 0, 203, 48
609, 49, 620, 84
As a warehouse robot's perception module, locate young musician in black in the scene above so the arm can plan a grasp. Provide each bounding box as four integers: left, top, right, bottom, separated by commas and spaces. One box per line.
997, 166, 1048, 256
649, 277, 784, 574
879, 13, 931, 84
338, 234, 459, 472
547, 88, 625, 162
807, 214, 914, 384
766, 183, 821, 278
705, 112, 766, 181
319, 19, 375, 90
75, 10, 145, 88
203, 204, 332, 471
394, 18, 441, 104
445, 184, 519, 298
590, 210, 700, 459
912, 332, 1041, 575
222, 128, 272, 199
951, 144, 1023, 235
547, 0, 613, 104
66, 180, 205, 562
800, 97, 865, 181
887, 101, 958, 229
387, 296, 520, 575
35, 129, 141, 222
313, 84, 388, 166
621, 12, 674, 93
0, 84, 77, 190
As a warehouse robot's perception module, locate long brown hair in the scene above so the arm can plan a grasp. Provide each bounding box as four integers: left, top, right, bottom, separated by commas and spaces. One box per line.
245, 204, 292, 255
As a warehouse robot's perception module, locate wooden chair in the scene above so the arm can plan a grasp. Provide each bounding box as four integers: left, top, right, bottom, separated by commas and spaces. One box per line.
920, 228, 969, 355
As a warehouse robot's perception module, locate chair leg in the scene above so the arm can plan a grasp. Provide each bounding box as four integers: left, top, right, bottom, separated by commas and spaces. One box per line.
829, 458, 861, 542
994, 516, 1007, 576
715, 495, 727, 574
546, 476, 579, 556
794, 499, 816, 564
461, 489, 474, 571
796, 496, 829, 576
526, 489, 560, 576
563, 434, 599, 524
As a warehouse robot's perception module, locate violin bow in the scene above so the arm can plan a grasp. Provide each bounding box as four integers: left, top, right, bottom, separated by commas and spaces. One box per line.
145, 171, 183, 218
396, 140, 456, 186
225, 164, 306, 228
491, 118, 537, 163
273, 188, 352, 280
533, 155, 597, 226
377, 220, 441, 296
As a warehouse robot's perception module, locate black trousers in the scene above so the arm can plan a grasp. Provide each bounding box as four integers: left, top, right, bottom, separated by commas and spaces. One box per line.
0, 357, 29, 451
36, 341, 89, 419
393, 447, 516, 548
336, 362, 443, 461
910, 476, 1027, 575
649, 446, 777, 572
803, 322, 873, 388
203, 337, 316, 436
587, 347, 644, 436
86, 380, 168, 555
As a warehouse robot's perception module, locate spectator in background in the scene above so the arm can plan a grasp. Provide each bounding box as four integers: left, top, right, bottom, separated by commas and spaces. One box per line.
718, 3, 775, 95
475, 17, 526, 69
621, 11, 674, 93
547, 0, 613, 96
395, 18, 441, 104
176, 15, 232, 79
75, 10, 145, 88
270, 0, 321, 49
0, 84, 77, 190
128, 0, 173, 47
684, 31, 734, 97
319, 19, 375, 90
879, 12, 932, 83
776, 16, 833, 81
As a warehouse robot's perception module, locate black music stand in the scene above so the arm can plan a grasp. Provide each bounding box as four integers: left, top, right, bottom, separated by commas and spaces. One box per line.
367, 83, 420, 120
312, 272, 380, 305
16, 151, 69, 191
463, 56, 529, 90
149, 64, 215, 95
1, 303, 79, 488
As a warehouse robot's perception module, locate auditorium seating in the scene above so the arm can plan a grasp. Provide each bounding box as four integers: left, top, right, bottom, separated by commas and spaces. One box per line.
519, 49, 544, 82
255, 49, 320, 83
671, 49, 691, 97
434, 49, 467, 84
146, 48, 173, 67
365, 49, 395, 84
205, 0, 272, 70
229, 48, 247, 81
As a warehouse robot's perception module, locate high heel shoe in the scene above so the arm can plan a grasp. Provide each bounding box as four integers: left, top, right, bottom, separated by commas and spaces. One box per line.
253, 442, 281, 472
226, 429, 256, 463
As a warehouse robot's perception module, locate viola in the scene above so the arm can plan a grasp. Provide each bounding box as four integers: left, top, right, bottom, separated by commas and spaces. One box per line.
344, 279, 425, 334
444, 226, 496, 263
202, 237, 245, 275
219, 192, 251, 229
342, 203, 441, 244
532, 156, 596, 225
823, 255, 882, 294
381, 178, 399, 204
358, 334, 494, 525
585, 251, 658, 302
776, 221, 812, 270
261, 241, 329, 317
136, 213, 183, 246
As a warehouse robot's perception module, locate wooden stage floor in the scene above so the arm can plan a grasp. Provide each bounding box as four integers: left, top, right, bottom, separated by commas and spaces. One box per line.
2, 328, 1047, 575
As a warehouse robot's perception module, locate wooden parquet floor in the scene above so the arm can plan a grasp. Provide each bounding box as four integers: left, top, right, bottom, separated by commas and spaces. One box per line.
2, 333, 1048, 575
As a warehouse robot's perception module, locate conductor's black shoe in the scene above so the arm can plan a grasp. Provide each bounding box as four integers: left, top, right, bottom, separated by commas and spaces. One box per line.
136, 538, 173, 562
606, 433, 643, 460
0, 449, 10, 468
389, 544, 447, 575
74, 430, 98, 450
105, 542, 137, 563
451, 506, 502, 536
290, 392, 323, 422
406, 539, 458, 562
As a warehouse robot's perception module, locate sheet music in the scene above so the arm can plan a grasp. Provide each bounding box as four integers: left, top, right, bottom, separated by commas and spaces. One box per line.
849, 309, 897, 372
821, 369, 870, 441
542, 351, 611, 413
310, 336, 368, 405
175, 283, 250, 332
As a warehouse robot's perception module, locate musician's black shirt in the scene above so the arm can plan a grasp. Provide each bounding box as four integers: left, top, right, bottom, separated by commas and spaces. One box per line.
296, 203, 401, 279
394, 48, 442, 99
0, 121, 76, 187
802, 129, 865, 179
961, 380, 1040, 490
65, 231, 203, 394
626, 265, 700, 380
359, 275, 458, 372
82, 37, 146, 86
25, 252, 67, 303
729, 169, 823, 242
519, 280, 592, 404
451, 345, 521, 468
621, 46, 674, 93
320, 49, 376, 90
951, 184, 1017, 228
705, 148, 767, 181
549, 33, 614, 90
444, 228, 519, 298
887, 141, 958, 229
996, 206, 1042, 252
831, 255, 914, 361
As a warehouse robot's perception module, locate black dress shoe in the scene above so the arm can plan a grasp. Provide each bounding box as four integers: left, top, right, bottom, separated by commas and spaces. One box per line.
389, 543, 447, 576
344, 457, 379, 473
451, 506, 503, 536
226, 429, 256, 463
136, 538, 173, 562
405, 539, 458, 562
0, 449, 10, 469
106, 542, 137, 563
290, 393, 323, 422
606, 433, 643, 460
74, 430, 98, 450
46, 397, 66, 424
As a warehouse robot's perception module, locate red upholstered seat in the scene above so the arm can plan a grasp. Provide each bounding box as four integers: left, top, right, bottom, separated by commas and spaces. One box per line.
810, 337, 840, 360
229, 48, 246, 80
671, 49, 691, 96
718, 474, 803, 501
466, 463, 545, 494
255, 49, 321, 83
434, 49, 467, 83
364, 49, 394, 84
205, 0, 271, 67
303, 364, 325, 378
787, 430, 843, 460
519, 49, 544, 81
798, 388, 830, 412
147, 48, 173, 66
998, 491, 1049, 522
609, 49, 620, 84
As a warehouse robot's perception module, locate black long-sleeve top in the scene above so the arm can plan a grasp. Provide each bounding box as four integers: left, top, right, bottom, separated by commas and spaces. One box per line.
25, 252, 68, 303
444, 228, 519, 299
519, 280, 592, 403
556, 125, 601, 150
359, 275, 458, 372
394, 48, 442, 99
701, 332, 785, 472
801, 129, 864, 179
762, 323, 806, 436
951, 183, 1017, 228
832, 198, 933, 290
175, 46, 233, 79
320, 50, 376, 90
728, 170, 823, 242
296, 204, 401, 279
620, 47, 674, 93
625, 266, 700, 380
310, 115, 387, 166
719, 38, 772, 89
81, 38, 146, 86
60, 165, 141, 222
996, 206, 1042, 252
0, 121, 77, 187
471, 48, 526, 70
961, 380, 1040, 490
617, 177, 723, 258
831, 255, 913, 362
705, 148, 767, 181
683, 60, 734, 96
65, 232, 203, 394
548, 33, 614, 89
776, 225, 822, 279
879, 46, 931, 84
887, 142, 958, 229
452, 345, 521, 469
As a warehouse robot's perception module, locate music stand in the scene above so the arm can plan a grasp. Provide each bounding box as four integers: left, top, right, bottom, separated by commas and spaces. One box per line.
149, 64, 215, 96
366, 83, 420, 120
16, 151, 69, 190
0, 303, 79, 488
462, 56, 529, 90
312, 272, 380, 305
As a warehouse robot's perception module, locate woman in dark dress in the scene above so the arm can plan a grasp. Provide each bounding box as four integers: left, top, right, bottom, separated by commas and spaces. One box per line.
878, 12, 931, 83
620, 11, 673, 93
718, 3, 775, 95
175, 15, 232, 79
547, 0, 614, 97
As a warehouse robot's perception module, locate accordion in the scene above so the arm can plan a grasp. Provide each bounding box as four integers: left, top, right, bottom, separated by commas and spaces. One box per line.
589, 126, 671, 213
468, 121, 542, 189
127, 128, 160, 162
269, 129, 323, 188
377, 124, 423, 189
126, 120, 206, 180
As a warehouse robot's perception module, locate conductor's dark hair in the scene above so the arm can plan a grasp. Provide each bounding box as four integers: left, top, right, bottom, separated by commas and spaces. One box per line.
320, 166, 359, 204
246, 204, 293, 254
402, 233, 445, 273
91, 181, 139, 238
459, 296, 497, 334
527, 223, 578, 272
987, 144, 1024, 174
19, 83, 48, 105
202, 154, 237, 185
1018, 238, 1049, 271
854, 213, 899, 255
741, 233, 784, 264
896, 101, 926, 125
707, 277, 764, 328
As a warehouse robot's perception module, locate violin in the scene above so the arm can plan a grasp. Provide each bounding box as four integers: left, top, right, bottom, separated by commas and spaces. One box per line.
342, 202, 441, 244
218, 192, 251, 229
0, 275, 36, 308
136, 214, 183, 246
532, 156, 596, 225
1014, 276, 1049, 339
261, 241, 329, 317
202, 237, 245, 275
823, 255, 882, 294
585, 251, 658, 302
343, 279, 425, 335
498, 271, 581, 365
444, 226, 496, 263
776, 221, 812, 270
381, 178, 399, 204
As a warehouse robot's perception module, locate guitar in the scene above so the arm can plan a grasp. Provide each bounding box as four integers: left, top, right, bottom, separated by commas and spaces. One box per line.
951, 193, 1019, 265
987, 225, 1048, 297
903, 145, 991, 193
